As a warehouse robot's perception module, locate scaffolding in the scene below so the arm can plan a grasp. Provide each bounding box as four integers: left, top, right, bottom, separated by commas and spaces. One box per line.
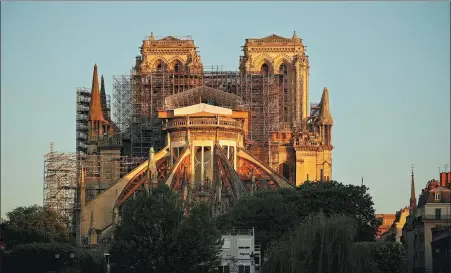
112, 68, 295, 161
77, 154, 146, 201
43, 143, 78, 233
112, 75, 132, 132
43, 141, 147, 235
76, 88, 90, 156
76, 87, 111, 155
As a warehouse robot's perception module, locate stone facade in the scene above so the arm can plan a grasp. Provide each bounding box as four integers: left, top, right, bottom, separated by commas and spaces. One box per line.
76, 32, 336, 247
403, 177, 451, 273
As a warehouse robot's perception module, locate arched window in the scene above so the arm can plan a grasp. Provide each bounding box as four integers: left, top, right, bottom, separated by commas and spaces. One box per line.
156, 61, 166, 72
261, 63, 269, 75
174, 62, 182, 73
279, 63, 288, 75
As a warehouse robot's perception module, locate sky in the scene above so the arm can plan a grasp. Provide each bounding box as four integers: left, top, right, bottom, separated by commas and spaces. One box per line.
1, 2, 450, 218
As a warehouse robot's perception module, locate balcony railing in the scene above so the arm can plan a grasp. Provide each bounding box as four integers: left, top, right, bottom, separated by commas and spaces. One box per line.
423, 214, 451, 221
164, 117, 243, 130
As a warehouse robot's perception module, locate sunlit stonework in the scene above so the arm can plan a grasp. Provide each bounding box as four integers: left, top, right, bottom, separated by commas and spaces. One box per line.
75, 32, 334, 247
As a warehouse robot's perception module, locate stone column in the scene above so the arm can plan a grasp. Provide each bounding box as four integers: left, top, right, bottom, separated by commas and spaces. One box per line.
294, 61, 302, 125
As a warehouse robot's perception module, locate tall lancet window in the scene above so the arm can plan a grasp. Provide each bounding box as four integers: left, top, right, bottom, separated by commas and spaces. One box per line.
194, 146, 213, 186
174, 62, 183, 73
279, 63, 288, 75
261, 63, 269, 75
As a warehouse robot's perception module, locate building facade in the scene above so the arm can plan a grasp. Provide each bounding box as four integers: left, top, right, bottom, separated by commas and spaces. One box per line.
74, 32, 336, 247
402, 172, 451, 273
384, 207, 410, 242
431, 226, 450, 273
219, 228, 261, 273
376, 213, 396, 239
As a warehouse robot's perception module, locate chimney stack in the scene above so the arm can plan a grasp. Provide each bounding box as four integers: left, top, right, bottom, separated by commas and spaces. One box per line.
439, 171, 451, 187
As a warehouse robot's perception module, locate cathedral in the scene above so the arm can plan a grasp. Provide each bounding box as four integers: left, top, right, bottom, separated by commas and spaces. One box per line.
76, 32, 334, 246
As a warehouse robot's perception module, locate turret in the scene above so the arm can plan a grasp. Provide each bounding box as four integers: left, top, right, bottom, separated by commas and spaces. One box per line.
318, 87, 333, 146
88, 64, 107, 140
100, 75, 110, 121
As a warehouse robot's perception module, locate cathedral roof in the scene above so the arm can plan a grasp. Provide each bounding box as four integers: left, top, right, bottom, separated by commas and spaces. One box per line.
160, 35, 181, 41
261, 34, 293, 42
173, 103, 233, 117
164, 86, 244, 110
245, 32, 303, 46
89, 64, 105, 121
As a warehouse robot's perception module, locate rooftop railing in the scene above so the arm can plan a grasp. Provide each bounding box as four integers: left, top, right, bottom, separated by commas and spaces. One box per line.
423, 215, 451, 221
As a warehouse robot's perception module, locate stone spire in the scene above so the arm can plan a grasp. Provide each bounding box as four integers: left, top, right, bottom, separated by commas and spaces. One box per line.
292, 31, 298, 39
409, 165, 417, 210
150, 32, 155, 41
100, 75, 109, 120
89, 64, 105, 121
319, 87, 333, 125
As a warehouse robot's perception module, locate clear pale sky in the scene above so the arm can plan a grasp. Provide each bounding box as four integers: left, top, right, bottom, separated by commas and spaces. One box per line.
1, 2, 449, 218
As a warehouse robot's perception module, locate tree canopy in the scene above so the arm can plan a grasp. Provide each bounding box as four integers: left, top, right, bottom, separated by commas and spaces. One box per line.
3, 242, 104, 273
109, 184, 223, 273
262, 213, 380, 273
355, 241, 407, 273
219, 181, 379, 255
217, 189, 299, 252
2, 205, 70, 249
295, 181, 378, 241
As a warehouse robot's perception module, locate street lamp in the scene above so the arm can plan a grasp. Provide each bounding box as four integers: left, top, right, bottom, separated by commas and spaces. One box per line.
104, 252, 111, 273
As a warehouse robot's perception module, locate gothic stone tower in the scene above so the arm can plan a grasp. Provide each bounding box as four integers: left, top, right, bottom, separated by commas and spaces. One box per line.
240, 32, 333, 185
85, 64, 122, 200
137, 32, 203, 75
130, 33, 204, 157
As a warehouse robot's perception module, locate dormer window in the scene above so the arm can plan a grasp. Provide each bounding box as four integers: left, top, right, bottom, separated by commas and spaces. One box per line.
434, 193, 440, 201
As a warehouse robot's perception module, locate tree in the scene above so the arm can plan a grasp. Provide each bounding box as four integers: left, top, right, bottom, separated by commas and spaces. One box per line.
3, 242, 104, 273
355, 241, 406, 273
217, 189, 299, 252
219, 181, 378, 257
295, 181, 378, 241
3, 205, 70, 249
262, 213, 380, 273
109, 184, 222, 273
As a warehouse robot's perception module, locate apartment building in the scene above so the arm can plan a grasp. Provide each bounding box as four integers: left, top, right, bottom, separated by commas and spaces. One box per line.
218, 228, 261, 273
431, 226, 450, 273
403, 172, 451, 273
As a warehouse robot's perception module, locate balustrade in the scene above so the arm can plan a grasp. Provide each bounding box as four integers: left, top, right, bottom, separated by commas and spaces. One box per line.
164, 117, 242, 130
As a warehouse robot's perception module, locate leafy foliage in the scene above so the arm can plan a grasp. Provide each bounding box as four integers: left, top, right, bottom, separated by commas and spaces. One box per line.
219, 181, 379, 256
355, 241, 407, 273
109, 184, 222, 273
3, 205, 70, 249
217, 189, 299, 252
295, 181, 379, 241
3, 242, 104, 273
262, 213, 380, 273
